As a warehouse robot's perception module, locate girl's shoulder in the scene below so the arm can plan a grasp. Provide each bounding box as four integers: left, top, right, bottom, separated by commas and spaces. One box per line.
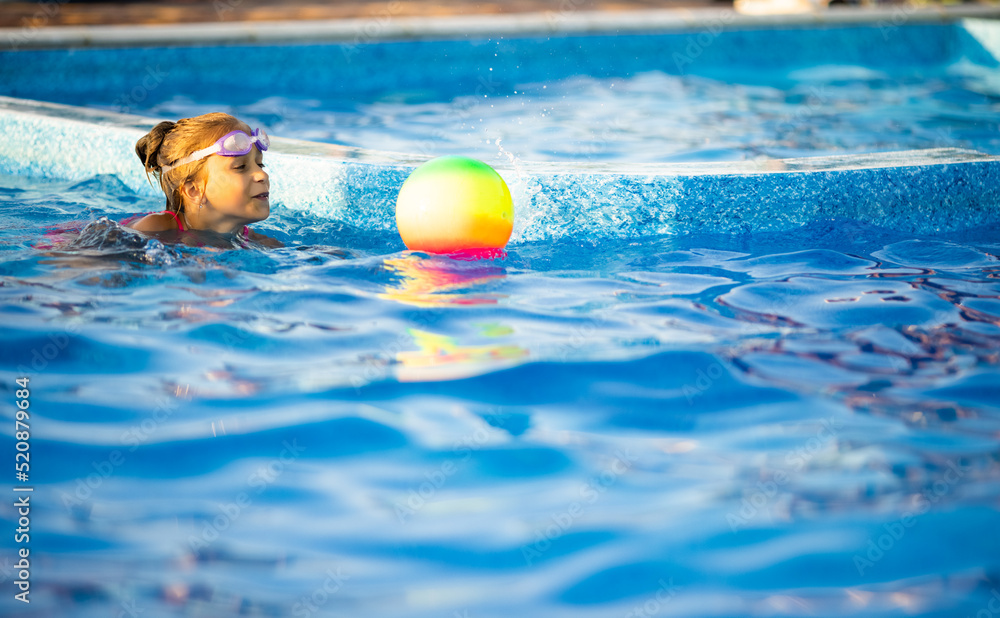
246, 228, 284, 248
127, 211, 181, 233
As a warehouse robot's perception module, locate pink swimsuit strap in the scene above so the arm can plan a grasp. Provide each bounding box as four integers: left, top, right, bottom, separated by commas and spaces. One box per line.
161, 211, 248, 237
161, 210, 185, 231
122, 211, 249, 239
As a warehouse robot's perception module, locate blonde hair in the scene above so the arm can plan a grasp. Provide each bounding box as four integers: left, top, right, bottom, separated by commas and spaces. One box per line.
135, 112, 250, 213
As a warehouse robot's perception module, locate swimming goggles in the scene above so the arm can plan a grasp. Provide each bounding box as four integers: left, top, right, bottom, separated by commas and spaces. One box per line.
160, 128, 269, 173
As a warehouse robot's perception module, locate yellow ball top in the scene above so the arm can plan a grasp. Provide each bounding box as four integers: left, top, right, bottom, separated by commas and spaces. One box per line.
395, 156, 514, 254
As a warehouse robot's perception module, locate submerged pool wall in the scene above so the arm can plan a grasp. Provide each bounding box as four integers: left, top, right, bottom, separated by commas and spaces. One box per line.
3, 16, 1000, 241
4, 95, 998, 242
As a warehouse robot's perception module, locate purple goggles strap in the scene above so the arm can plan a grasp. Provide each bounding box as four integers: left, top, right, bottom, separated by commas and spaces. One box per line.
160, 128, 269, 174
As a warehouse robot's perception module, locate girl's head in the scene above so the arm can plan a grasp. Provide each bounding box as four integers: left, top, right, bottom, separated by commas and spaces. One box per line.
135, 113, 270, 233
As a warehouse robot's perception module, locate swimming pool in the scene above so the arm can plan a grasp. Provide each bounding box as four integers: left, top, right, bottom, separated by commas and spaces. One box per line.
2, 10, 1000, 617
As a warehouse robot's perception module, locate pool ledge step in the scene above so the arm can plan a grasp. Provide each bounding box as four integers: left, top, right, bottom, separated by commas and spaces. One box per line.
2, 95, 998, 241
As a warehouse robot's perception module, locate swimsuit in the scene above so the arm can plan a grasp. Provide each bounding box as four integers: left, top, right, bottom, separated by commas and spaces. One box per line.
38, 212, 251, 250
123, 211, 250, 237
161, 209, 185, 231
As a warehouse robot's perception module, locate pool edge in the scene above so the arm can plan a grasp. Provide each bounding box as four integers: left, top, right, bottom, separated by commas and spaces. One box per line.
3, 5, 1000, 50
2, 95, 999, 242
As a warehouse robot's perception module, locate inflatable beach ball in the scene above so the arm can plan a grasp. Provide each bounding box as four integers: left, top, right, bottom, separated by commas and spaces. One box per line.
395, 156, 513, 254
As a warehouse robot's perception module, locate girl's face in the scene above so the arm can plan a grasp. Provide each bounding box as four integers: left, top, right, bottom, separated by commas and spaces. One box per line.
195, 147, 269, 231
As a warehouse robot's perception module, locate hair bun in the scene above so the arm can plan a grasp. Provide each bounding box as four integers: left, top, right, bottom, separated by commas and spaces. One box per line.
135, 121, 177, 172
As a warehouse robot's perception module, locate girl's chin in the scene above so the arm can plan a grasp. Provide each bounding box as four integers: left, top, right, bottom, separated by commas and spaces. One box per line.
243, 200, 269, 221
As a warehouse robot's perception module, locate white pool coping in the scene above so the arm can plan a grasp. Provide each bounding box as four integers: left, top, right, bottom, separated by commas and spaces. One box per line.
3, 4, 1000, 50
3, 95, 997, 177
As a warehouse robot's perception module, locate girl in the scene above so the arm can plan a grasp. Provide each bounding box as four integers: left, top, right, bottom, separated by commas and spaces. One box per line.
129, 112, 281, 247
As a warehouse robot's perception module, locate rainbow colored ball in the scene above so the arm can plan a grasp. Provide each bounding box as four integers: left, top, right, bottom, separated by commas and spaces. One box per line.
395, 156, 513, 254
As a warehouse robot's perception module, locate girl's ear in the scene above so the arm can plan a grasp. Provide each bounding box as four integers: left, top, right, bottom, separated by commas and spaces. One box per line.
180, 180, 204, 209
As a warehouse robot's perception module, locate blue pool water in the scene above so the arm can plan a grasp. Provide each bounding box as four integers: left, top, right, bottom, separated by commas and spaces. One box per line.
4, 21, 1000, 162
2, 16, 1000, 618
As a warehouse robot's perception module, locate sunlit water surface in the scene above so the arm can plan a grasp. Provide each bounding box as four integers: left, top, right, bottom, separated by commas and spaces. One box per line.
1, 168, 999, 617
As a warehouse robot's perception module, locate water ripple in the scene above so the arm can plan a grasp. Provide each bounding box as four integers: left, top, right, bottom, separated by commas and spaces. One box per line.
2, 179, 999, 617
